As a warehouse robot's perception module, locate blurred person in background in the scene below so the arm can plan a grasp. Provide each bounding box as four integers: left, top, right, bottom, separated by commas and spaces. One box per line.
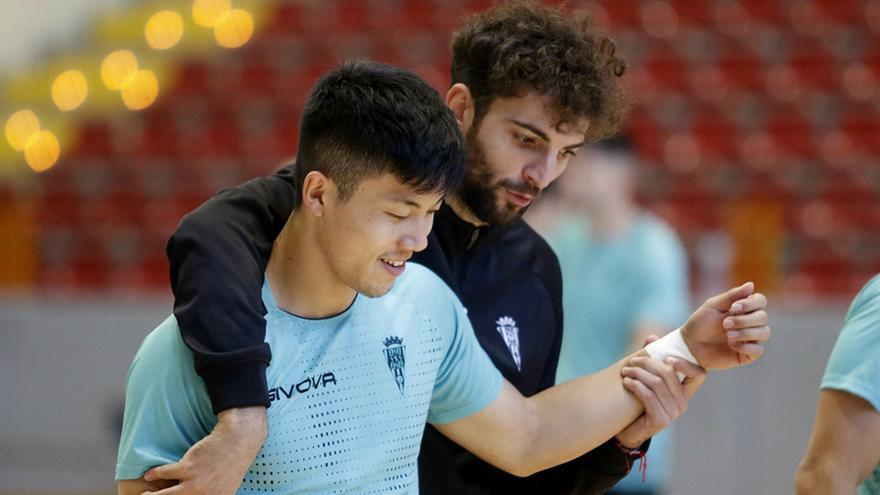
795, 274, 880, 495
147, 3, 771, 494
526, 134, 689, 495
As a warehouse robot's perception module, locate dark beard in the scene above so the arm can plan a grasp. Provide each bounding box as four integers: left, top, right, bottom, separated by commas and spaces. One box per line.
453, 127, 540, 226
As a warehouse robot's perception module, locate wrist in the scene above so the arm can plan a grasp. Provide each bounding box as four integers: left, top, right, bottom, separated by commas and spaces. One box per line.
217, 406, 268, 439
645, 328, 699, 367
614, 432, 648, 450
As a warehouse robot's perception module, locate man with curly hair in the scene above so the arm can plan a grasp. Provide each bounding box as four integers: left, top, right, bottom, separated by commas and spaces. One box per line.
140, 2, 771, 494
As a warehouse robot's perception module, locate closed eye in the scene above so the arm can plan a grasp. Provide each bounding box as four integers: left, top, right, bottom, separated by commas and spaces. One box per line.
386, 212, 409, 220
514, 133, 537, 146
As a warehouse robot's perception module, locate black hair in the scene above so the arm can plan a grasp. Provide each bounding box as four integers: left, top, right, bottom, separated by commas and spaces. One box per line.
294, 60, 466, 208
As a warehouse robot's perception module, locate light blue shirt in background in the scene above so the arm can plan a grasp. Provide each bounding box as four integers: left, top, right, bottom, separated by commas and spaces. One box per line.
549, 213, 689, 491
116, 263, 503, 494
821, 274, 880, 495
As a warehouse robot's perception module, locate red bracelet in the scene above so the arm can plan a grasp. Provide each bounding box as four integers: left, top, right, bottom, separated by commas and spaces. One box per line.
615, 439, 648, 483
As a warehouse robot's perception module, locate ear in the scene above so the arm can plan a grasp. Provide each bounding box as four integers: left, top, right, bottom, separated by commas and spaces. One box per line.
445, 83, 475, 135
301, 171, 334, 217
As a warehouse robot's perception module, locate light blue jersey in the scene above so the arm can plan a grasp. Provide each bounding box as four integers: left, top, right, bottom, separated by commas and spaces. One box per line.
116, 263, 503, 494
549, 213, 689, 491
821, 274, 880, 495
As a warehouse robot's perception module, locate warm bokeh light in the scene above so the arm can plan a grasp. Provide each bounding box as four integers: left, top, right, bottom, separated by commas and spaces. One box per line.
51, 70, 89, 111
23, 130, 60, 172
5, 110, 41, 151
146, 10, 184, 50
120, 70, 159, 110
192, 0, 231, 28
101, 50, 139, 91
213, 9, 254, 48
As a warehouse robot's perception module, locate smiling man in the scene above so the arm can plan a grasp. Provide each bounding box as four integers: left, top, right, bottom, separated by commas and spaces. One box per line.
149, 3, 772, 494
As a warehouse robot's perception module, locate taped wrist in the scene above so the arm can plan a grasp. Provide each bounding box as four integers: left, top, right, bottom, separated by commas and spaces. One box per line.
644, 328, 699, 380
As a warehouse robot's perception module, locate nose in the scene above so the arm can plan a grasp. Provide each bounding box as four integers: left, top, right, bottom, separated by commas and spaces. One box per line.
523, 152, 564, 190
399, 216, 432, 253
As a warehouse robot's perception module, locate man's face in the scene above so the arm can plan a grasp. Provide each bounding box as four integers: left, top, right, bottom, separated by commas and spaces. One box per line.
455, 92, 589, 225
318, 173, 442, 298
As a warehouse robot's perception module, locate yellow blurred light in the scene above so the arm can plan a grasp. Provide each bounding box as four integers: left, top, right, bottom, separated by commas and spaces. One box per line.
192, 0, 231, 27
213, 9, 254, 48
146, 10, 184, 50
24, 130, 60, 172
101, 50, 139, 90
5, 110, 41, 151
120, 70, 159, 111
51, 70, 89, 111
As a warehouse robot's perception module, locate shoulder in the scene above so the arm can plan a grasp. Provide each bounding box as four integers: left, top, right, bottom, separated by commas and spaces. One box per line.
129, 316, 196, 379
389, 263, 461, 310
821, 274, 880, 408
848, 274, 880, 315
501, 220, 561, 279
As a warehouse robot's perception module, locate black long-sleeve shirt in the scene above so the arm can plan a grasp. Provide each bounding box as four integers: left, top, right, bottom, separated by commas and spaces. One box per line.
166, 164, 641, 494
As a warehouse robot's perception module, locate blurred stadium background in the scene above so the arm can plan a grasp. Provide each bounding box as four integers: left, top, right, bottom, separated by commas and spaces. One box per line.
0, 0, 877, 493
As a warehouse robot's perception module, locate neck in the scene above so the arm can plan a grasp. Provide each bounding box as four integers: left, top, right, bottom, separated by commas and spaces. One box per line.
586, 199, 636, 240
266, 212, 356, 318
445, 194, 489, 227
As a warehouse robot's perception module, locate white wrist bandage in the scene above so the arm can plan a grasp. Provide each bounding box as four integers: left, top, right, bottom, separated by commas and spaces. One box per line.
644, 328, 699, 381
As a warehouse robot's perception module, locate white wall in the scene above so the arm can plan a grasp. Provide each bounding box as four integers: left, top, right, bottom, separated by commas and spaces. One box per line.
0, 0, 135, 75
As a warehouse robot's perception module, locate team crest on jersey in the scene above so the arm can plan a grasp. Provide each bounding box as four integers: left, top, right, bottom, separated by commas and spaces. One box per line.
496, 316, 522, 371
383, 336, 406, 395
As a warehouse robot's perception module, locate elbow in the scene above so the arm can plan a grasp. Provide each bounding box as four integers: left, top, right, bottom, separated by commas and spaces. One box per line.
795, 458, 853, 495
794, 462, 817, 495
499, 461, 536, 478
494, 451, 542, 478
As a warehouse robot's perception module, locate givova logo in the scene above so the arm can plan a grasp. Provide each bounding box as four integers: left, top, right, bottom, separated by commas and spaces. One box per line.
383, 336, 406, 395
269, 372, 337, 402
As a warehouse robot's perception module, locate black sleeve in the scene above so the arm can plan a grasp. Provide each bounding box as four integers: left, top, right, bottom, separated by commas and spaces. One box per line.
167, 165, 296, 414
538, 250, 564, 391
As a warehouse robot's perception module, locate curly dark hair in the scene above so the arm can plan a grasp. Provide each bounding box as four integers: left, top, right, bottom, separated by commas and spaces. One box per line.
450, 0, 628, 141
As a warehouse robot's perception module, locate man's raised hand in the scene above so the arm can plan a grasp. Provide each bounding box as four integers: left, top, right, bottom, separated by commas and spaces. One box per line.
681, 282, 771, 370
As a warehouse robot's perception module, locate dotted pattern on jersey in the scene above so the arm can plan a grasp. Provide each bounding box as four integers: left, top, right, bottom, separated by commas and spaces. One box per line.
238, 290, 446, 494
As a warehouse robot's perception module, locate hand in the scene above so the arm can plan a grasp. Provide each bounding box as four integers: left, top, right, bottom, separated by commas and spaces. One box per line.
142, 406, 268, 495
681, 282, 771, 370
615, 355, 707, 448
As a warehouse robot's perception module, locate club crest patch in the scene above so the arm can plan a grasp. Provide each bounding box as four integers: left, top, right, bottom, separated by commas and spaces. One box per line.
383, 336, 406, 395
496, 316, 522, 371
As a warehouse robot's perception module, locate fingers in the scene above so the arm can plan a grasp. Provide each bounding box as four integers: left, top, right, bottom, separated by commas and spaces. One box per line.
705, 281, 754, 312
728, 292, 768, 315
669, 357, 705, 382
623, 357, 685, 413
144, 463, 185, 482
730, 341, 765, 363
670, 358, 707, 400
622, 377, 671, 427
723, 309, 768, 331
726, 325, 771, 344
642, 334, 660, 347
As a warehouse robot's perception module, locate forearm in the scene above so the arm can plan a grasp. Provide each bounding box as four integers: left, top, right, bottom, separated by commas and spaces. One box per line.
516, 350, 647, 475
119, 478, 174, 495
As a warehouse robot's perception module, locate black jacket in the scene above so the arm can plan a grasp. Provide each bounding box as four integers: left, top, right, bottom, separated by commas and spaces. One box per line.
166, 165, 640, 494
